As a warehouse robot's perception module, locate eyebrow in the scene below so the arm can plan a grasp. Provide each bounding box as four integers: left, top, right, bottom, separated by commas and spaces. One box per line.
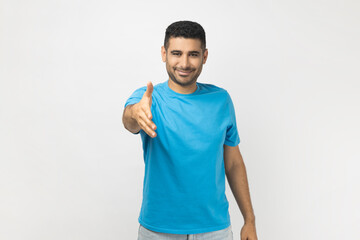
170, 50, 201, 54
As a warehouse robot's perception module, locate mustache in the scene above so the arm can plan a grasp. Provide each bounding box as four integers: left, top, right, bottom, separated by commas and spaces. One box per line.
174, 67, 195, 72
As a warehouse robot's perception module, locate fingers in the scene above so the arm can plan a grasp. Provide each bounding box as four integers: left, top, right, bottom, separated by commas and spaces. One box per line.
141, 113, 156, 130
138, 113, 157, 137
143, 105, 152, 119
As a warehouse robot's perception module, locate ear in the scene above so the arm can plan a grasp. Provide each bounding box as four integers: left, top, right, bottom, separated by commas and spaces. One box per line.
203, 49, 208, 64
161, 46, 166, 62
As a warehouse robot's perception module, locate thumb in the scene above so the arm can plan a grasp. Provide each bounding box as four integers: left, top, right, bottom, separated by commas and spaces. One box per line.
143, 81, 153, 99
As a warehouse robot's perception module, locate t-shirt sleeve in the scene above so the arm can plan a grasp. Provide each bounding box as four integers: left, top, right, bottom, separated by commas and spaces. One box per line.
224, 91, 241, 146
124, 86, 147, 135
124, 86, 147, 109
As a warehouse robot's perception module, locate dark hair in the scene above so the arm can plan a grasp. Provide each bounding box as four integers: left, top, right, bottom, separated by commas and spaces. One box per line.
164, 20, 206, 50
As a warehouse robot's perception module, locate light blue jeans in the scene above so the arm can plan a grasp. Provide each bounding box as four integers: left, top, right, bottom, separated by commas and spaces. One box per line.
137, 224, 233, 240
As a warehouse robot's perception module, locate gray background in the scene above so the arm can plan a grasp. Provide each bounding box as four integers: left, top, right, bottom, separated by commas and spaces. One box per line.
1, 0, 359, 239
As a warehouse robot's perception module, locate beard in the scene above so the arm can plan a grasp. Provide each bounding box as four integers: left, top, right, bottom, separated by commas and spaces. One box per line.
166, 65, 203, 87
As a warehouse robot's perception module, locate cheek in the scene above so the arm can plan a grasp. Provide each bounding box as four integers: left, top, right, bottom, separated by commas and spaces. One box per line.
191, 59, 202, 69
167, 59, 178, 68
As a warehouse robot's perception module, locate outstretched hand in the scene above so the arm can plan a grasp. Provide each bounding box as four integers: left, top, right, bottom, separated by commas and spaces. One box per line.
130, 81, 157, 138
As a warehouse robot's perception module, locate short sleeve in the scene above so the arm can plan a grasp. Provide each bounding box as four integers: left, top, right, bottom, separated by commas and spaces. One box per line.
124, 86, 147, 134
224, 92, 241, 146
124, 86, 147, 109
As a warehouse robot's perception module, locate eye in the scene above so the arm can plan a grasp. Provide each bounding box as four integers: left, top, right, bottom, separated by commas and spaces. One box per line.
172, 52, 181, 56
190, 53, 199, 57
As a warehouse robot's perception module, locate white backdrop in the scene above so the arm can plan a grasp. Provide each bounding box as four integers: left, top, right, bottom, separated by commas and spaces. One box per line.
1, 0, 359, 239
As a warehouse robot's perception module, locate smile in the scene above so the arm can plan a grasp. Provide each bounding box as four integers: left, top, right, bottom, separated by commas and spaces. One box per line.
177, 70, 193, 76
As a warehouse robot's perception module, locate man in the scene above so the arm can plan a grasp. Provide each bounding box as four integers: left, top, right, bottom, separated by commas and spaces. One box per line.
123, 20, 258, 240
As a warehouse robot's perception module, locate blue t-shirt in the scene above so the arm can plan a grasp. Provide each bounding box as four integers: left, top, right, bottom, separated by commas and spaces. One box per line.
124, 79, 240, 234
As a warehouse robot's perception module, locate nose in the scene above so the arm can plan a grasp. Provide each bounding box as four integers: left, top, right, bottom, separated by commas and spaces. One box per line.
179, 55, 190, 69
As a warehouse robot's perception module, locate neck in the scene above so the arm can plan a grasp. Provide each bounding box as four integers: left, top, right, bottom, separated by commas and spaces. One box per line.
168, 78, 197, 94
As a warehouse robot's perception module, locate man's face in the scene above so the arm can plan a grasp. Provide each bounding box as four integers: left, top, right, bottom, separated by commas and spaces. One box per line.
161, 37, 208, 87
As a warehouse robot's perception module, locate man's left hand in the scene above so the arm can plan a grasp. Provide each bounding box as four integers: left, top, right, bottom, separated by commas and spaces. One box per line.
240, 222, 258, 240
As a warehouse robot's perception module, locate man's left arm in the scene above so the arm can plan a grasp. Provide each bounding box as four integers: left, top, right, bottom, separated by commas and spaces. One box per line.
224, 144, 258, 240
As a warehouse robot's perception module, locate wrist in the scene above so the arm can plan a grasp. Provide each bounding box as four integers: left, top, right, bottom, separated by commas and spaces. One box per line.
244, 215, 256, 224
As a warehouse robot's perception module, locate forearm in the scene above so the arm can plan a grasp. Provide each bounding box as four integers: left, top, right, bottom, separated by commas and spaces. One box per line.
122, 104, 141, 133
225, 161, 256, 224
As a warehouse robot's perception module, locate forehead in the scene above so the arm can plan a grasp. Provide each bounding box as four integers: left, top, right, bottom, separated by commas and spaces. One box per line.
167, 37, 202, 51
